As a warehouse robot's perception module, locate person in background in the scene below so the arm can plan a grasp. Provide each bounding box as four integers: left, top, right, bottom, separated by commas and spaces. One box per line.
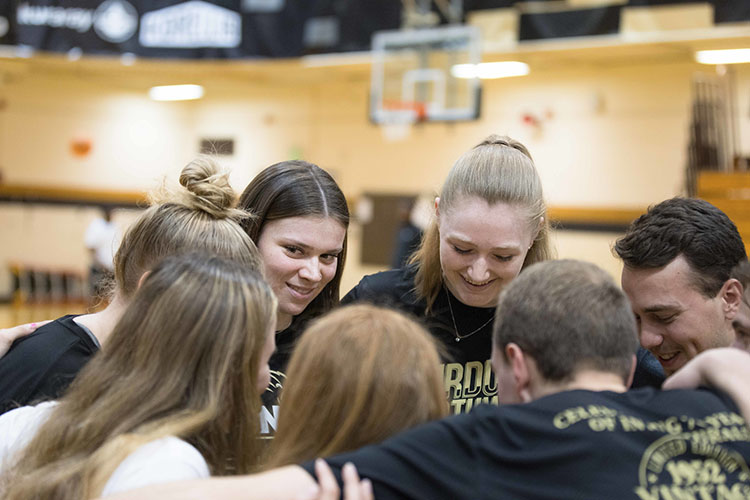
264, 304, 449, 468
614, 197, 746, 386
0, 157, 262, 415
390, 198, 422, 269
343, 135, 553, 413
0, 254, 276, 499
238, 160, 349, 438
84, 206, 120, 301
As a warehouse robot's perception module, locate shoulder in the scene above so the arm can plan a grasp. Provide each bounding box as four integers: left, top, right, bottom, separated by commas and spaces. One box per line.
101, 437, 210, 496
341, 267, 418, 306
4, 315, 92, 355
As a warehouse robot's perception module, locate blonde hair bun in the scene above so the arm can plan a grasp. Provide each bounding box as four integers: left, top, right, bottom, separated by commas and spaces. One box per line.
178, 156, 242, 219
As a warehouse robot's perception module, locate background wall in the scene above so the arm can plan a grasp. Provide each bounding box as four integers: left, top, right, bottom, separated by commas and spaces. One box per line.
0, 52, 749, 302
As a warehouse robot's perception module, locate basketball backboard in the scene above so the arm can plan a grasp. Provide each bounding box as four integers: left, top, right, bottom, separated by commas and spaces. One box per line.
370, 25, 481, 125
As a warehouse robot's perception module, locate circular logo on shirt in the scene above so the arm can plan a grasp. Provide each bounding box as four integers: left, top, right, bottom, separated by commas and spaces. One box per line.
93, 0, 138, 43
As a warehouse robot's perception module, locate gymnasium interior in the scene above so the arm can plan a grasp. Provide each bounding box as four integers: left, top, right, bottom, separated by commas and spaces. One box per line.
0, 0, 748, 327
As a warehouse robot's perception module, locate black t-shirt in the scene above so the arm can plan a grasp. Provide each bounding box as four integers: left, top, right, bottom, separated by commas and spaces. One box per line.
0, 315, 99, 415
303, 388, 750, 499
342, 267, 496, 414
260, 316, 307, 439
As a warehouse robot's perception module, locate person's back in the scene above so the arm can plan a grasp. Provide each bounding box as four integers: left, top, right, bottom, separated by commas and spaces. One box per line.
312, 386, 748, 499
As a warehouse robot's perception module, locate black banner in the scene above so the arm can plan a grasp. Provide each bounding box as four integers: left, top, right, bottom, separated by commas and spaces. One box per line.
0, 1, 748, 59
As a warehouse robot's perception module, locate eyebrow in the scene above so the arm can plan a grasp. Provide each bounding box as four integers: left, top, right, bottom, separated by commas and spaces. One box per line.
642, 305, 679, 314
282, 239, 343, 254
447, 236, 520, 252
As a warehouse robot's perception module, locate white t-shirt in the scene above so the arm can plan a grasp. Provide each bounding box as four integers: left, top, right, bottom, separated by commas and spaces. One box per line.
84, 217, 119, 270
0, 402, 210, 496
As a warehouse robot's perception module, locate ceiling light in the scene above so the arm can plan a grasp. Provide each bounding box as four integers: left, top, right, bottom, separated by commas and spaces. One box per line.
148, 84, 204, 101
695, 49, 750, 65
451, 62, 529, 79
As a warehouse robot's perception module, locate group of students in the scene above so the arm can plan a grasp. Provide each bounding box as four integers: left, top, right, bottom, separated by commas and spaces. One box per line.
0, 134, 749, 499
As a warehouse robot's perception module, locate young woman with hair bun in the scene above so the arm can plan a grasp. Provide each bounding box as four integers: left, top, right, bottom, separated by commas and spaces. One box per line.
0, 157, 262, 415
0, 253, 276, 498
343, 135, 553, 414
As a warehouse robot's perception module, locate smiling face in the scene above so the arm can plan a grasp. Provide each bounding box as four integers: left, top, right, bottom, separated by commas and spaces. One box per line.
438, 196, 536, 308
621, 255, 737, 375
257, 216, 346, 330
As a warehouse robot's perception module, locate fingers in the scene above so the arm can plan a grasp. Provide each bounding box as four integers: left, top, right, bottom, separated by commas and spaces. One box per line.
313, 459, 340, 500
343, 463, 373, 500
0, 320, 52, 357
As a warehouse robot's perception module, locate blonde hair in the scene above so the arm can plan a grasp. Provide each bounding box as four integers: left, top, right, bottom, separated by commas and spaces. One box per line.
411, 135, 553, 311
265, 304, 449, 467
2, 254, 277, 499
115, 155, 262, 298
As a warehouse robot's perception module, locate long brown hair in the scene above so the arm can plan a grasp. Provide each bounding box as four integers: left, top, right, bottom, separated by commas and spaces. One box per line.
239, 160, 349, 320
411, 135, 553, 311
115, 155, 262, 299
265, 304, 449, 467
1, 254, 276, 499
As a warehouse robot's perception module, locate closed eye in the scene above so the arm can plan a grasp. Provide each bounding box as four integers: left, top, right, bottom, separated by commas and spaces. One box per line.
494, 255, 513, 262
452, 245, 471, 255
284, 245, 303, 255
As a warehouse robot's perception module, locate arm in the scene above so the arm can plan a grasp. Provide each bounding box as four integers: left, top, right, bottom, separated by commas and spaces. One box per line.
0, 321, 50, 358
98, 462, 371, 500
663, 348, 750, 422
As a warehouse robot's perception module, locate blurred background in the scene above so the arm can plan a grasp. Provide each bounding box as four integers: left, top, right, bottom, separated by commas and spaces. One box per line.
0, 0, 748, 326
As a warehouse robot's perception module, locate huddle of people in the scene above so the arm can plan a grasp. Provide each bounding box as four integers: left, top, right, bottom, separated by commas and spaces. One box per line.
0, 135, 749, 499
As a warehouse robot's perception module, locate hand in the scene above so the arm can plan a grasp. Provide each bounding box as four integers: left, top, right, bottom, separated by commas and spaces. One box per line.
0, 321, 51, 358
298, 459, 373, 500
664, 348, 750, 423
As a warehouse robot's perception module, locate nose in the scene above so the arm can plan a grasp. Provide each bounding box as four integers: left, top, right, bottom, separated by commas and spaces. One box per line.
467, 257, 490, 282
639, 323, 663, 350
298, 257, 322, 282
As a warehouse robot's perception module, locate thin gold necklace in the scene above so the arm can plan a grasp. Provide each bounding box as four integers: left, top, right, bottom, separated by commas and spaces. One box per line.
445, 286, 494, 342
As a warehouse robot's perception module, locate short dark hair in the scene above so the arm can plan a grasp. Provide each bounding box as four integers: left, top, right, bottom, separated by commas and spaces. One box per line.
614, 197, 747, 297
493, 260, 638, 383
238, 160, 349, 319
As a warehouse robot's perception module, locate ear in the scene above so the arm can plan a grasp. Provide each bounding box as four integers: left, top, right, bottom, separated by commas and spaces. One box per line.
625, 354, 637, 389
505, 342, 533, 403
720, 278, 743, 320
136, 271, 151, 290
434, 197, 440, 218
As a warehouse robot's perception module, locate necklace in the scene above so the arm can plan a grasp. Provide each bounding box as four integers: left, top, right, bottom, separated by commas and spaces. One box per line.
445, 287, 494, 342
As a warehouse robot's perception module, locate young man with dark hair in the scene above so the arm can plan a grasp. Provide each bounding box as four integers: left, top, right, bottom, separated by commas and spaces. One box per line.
614, 197, 746, 386
106, 260, 750, 500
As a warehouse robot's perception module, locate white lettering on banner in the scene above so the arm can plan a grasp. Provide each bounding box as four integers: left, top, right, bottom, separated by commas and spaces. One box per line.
139, 1, 241, 48
17, 3, 93, 33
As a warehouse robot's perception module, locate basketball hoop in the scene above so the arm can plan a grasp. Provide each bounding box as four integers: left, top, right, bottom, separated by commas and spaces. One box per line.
382, 99, 428, 124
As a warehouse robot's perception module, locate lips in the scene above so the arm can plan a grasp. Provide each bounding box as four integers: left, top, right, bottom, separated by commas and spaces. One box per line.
461, 275, 495, 288
653, 351, 682, 372
287, 283, 316, 300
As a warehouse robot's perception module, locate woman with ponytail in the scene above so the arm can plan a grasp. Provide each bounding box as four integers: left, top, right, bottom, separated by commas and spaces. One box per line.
343, 135, 553, 414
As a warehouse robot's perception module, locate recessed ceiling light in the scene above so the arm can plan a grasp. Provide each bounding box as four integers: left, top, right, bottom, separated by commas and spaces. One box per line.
148, 84, 204, 101
695, 49, 750, 65
451, 62, 529, 79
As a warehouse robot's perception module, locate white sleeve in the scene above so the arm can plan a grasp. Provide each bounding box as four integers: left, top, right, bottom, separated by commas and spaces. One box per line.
100, 436, 210, 497
0, 402, 57, 473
